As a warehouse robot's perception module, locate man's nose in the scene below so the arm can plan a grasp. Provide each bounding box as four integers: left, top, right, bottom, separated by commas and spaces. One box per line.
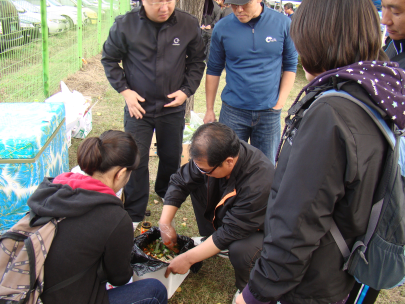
236, 5, 244, 12
381, 10, 392, 26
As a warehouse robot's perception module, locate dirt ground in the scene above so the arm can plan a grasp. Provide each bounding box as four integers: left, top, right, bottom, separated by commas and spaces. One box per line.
63, 54, 110, 98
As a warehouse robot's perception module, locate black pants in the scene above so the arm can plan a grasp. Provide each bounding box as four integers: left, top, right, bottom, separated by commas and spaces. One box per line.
124, 108, 185, 221
190, 187, 264, 290
202, 30, 212, 62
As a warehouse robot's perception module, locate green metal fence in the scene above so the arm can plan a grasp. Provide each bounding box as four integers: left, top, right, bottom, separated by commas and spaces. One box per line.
0, 0, 130, 102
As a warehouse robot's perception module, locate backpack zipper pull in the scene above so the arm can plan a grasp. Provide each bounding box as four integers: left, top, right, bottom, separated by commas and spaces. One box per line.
359, 250, 369, 265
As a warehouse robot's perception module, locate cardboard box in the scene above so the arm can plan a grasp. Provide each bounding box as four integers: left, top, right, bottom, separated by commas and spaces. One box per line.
133, 266, 189, 299
150, 132, 190, 165
0, 103, 69, 230
181, 143, 190, 166
150, 131, 157, 156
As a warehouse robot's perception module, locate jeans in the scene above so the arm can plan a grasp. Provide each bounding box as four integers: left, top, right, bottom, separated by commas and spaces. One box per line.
107, 278, 167, 304
124, 108, 185, 221
219, 102, 281, 165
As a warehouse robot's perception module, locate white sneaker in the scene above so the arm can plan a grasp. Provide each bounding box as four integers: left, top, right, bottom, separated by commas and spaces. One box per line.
133, 222, 141, 230
232, 289, 241, 304
191, 236, 229, 258
191, 236, 207, 246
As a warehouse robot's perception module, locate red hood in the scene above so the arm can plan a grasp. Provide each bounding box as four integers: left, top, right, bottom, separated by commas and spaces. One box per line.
53, 172, 116, 197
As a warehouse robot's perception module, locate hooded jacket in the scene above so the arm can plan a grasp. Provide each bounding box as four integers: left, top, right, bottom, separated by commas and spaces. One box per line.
163, 141, 274, 250
243, 61, 405, 304
27, 173, 134, 304
101, 6, 206, 118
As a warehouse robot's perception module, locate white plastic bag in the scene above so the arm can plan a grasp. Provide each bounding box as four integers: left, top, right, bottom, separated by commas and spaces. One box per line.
183, 111, 204, 143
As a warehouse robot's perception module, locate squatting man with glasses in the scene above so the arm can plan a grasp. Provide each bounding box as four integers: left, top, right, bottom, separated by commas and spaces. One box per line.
158, 122, 274, 303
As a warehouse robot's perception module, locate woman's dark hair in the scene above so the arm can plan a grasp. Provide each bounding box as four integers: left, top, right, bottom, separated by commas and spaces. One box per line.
190, 122, 240, 167
290, 0, 388, 75
77, 130, 139, 176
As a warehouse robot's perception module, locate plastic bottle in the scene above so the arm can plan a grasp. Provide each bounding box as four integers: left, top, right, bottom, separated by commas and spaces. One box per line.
141, 210, 152, 234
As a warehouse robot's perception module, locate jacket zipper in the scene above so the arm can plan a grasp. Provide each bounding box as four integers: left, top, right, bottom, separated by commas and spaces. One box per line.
252, 28, 255, 51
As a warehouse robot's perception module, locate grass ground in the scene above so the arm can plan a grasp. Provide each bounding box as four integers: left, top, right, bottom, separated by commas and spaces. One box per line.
64, 56, 405, 304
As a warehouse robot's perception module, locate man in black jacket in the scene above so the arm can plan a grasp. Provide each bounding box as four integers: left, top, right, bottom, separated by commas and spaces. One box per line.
101, 0, 205, 227
382, 0, 405, 68
159, 123, 274, 302
201, 0, 221, 61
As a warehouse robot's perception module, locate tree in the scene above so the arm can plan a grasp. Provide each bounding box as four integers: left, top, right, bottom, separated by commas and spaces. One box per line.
177, 0, 204, 23
177, 0, 205, 119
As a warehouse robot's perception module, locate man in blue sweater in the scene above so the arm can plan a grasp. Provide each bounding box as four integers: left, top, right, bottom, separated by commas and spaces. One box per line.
203, 0, 298, 164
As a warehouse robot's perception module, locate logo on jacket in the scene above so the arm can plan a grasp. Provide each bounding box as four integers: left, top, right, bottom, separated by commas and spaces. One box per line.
266, 37, 277, 43
173, 38, 180, 46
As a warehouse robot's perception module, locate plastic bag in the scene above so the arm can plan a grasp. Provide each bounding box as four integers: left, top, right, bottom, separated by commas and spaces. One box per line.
183, 111, 204, 144
131, 226, 203, 276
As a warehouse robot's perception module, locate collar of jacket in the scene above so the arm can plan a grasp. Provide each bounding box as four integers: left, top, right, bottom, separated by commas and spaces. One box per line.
138, 5, 177, 26
226, 141, 246, 186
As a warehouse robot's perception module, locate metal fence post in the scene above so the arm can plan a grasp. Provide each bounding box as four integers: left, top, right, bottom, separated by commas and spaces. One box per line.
97, 0, 102, 52
110, 0, 114, 27
40, 0, 50, 98
77, 0, 83, 69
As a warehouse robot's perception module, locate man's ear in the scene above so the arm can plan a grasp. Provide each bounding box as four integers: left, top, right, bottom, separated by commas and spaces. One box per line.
224, 157, 235, 167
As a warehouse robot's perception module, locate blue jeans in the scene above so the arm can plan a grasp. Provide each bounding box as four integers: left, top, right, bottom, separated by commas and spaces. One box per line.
107, 278, 167, 304
219, 102, 281, 164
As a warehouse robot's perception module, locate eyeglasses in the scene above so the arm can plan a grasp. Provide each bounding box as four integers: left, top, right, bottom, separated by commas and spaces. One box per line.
193, 160, 221, 175
230, 0, 253, 9
147, 0, 175, 7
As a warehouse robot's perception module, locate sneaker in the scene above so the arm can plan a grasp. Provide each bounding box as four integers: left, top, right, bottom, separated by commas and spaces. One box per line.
133, 222, 141, 230
191, 236, 207, 246
217, 249, 229, 259
232, 289, 241, 304
191, 236, 229, 258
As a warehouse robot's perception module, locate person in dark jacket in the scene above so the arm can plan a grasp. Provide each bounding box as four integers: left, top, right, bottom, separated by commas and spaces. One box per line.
236, 0, 402, 304
382, 0, 405, 68
158, 122, 274, 303
216, 0, 233, 19
201, 0, 221, 61
101, 0, 206, 229
27, 130, 167, 304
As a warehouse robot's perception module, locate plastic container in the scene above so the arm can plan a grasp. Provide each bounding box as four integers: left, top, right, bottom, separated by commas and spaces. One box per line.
0, 102, 69, 230
132, 266, 189, 299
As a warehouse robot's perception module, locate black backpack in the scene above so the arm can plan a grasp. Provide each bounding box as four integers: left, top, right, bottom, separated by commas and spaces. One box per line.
283, 87, 405, 290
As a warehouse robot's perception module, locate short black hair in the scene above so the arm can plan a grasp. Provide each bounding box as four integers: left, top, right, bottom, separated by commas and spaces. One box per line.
284, 2, 293, 10
190, 122, 240, 167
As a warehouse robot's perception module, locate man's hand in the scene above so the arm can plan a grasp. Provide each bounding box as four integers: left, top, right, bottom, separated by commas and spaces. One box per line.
236, 293, 247, 304
164, 252, 193, 278
120, 89, 146, 119
272, 101, 284, 110
205, 25, 211, 30
159, 222, 178, 252
203, 109, 216, 123
164, 90, 188, 108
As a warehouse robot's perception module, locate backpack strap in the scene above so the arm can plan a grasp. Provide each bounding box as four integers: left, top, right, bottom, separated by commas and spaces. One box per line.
315, 91, 398, 268
390, 51, 405, 70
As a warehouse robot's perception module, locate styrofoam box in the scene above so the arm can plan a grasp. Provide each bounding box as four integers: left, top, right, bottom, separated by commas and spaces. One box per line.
133, 267, 189, 299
